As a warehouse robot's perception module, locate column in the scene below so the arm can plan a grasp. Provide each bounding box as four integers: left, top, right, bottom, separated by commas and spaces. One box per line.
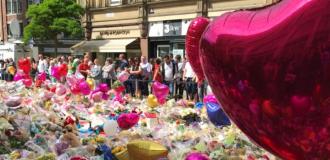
140, 0, 148, 59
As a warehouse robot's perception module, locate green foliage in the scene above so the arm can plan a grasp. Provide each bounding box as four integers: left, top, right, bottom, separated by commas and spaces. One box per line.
23, 0, 84, 43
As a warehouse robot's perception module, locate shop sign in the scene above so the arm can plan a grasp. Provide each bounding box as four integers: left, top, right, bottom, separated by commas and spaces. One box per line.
149, 22, 164, 37
100, 30, 130, 36
163, 20, 182, 36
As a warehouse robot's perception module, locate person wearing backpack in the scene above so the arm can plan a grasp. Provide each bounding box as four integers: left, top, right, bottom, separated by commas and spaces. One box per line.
161, 55, 177, 97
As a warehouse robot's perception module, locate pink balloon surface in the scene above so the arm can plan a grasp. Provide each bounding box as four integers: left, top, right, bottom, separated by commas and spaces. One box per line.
117, 113, 139, 130
51, 66, 61, 80
185, 152, 209, 160
187, 0, 330, 159
185, 17, 210, 83
152, 82, 169, 104
79, 81, 91, 95
203, 95, 218, 104
98, 83, 109, 93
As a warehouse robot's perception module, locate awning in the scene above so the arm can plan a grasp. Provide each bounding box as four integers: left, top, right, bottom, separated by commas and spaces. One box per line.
70, 38, 137, 53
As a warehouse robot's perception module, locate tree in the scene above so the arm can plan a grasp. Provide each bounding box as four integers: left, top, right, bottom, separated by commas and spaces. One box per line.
24, 0, 84, 55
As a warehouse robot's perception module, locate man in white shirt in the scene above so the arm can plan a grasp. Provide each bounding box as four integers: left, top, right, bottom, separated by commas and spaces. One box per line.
37, 54, 48, 73
161, 55, 177, 97
183, 55, 197, 101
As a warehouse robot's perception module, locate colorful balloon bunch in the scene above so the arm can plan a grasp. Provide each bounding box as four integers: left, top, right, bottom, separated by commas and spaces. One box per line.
51, 64, 68, 80
14, 70, 32, 88
90, 83, 110, 102
66, 73, 91, 96
152, 82, 169, 105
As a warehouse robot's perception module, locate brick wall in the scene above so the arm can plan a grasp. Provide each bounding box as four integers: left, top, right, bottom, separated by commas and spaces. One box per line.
0, 0, 28, 42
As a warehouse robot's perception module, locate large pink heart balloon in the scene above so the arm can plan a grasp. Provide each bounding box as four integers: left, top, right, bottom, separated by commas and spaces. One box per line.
185, 17, 210, 83
188, 0, 330, 159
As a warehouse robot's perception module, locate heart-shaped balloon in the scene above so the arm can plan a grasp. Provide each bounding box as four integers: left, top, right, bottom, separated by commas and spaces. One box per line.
51, 66, 61, 80
185, 17, 210, 83
117, 113, 139, 130
188, 0, 330, 159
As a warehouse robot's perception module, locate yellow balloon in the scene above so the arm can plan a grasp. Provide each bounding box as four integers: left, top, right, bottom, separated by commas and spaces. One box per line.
8, 66, 16, 75
86, 78, 95, 89
127, 140, 168, 160
114, 148, 129, 160
146, 94, 159, 108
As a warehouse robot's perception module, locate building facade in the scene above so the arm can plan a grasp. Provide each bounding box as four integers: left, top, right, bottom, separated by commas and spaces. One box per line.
73, 0, 278, 62
0, 0, 29, 61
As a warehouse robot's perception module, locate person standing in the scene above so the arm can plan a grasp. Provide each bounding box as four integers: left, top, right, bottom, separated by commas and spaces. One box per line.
78, 58, 90, 79
136, 56, 152, 97
102, 58, 116, 85
152, 58, 162, 83
183, 55, 197, 101
90, 58, 102, 86
161, 55, 177, 97
174, 55, 184, 100
30, 58, 38, 79
118, 53, 128, 71
37, 54, 48, 73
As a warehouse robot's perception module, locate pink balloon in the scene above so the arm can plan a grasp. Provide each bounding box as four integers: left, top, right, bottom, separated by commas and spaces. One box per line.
185, 152, 209, 160
79, 81, 91, 95
185, 17, 210, 83
190, 0, 330, 159
117, 71, 130, 83
152, 82, 169, 104
51, 66, 61, 80
98, 83, 109, 93
203, 95, 218, 104
117, 113, 139, 130
55, 84, 66, 96
13, 70, 25, 81
37, 72, 47, 81
22, 78, 32, 87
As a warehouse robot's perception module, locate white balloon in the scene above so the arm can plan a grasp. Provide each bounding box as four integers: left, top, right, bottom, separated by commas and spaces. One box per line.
103, 120, 118, 136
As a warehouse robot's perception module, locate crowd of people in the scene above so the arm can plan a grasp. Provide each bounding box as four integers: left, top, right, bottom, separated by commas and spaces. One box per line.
0, 53, 208, 102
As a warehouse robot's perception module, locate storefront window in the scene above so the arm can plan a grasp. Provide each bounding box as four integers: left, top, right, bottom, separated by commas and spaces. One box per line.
6, 0, 22, 14
157, 45, 170, 58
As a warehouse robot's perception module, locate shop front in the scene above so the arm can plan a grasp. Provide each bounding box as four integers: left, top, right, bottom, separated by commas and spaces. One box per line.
71, 26, 142, 64
148, 19, 191, 59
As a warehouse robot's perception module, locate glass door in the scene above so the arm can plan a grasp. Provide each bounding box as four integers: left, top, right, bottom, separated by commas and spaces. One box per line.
157, 45, 170, 58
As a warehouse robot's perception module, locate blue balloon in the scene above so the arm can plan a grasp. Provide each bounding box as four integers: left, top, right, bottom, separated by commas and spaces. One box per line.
206, 102, 231, 126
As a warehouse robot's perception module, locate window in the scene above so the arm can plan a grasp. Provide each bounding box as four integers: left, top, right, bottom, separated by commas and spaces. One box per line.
110, 0, 121, 6
6, 0, 22, 14
19, 23, 23, 37
7, 24, 12, 38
